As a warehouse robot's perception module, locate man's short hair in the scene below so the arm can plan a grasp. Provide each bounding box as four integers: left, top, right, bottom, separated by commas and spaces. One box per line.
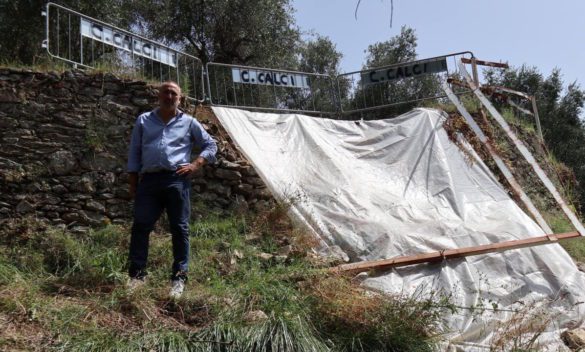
159, 81, 181, 93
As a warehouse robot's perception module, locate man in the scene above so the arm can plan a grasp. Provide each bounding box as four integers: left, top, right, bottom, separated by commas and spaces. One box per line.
126, 81, 217, 298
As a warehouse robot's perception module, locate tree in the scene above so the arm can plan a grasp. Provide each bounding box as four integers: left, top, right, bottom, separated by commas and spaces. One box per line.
363, 26, 417, 68
485, 66, 585, 208
345, 26, 442, 119
0, 0, 134, 65
294, 35, 345, 113
0, 0, 45, 64
132, 0, 299, 68
297, 35, 342, 76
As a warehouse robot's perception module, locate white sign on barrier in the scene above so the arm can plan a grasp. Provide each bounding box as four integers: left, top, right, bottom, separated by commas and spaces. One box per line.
361, 57, 447, 85
80, 18, 177, 67
232, 68, 310, 89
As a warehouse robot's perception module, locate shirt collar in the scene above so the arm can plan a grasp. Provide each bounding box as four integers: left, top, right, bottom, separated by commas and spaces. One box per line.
153, 108, 184, 125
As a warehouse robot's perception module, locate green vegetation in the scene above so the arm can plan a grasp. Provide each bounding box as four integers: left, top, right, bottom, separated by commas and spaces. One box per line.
500, 107, 536, 134
0, 206, 449, 351
485, 65, 585, 209
346, 26, 444, 119
2, 1, 585, 349
0, 56, 70, 74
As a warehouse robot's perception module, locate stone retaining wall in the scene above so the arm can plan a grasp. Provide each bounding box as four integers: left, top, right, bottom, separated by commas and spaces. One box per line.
0, 68, 271, 231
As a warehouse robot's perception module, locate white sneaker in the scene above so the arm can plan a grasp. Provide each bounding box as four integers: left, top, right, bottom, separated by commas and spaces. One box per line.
126, 277, 146, 292
169, 279, 185, 299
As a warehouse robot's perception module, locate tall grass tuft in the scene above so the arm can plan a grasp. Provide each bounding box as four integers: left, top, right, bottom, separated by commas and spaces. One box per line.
0, 211, 449, 351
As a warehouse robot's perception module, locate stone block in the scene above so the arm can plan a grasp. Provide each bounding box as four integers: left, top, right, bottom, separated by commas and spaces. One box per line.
215, 168, 242, 181
234, 184, 254, 197
562, 328, 585, 350
85, 200, 105, 212
240, 165, 257, 176
72, 176, 96, 193
244, 177, 265, 187
16, 200, 35, 213
52, 184, 68, 194
49, 151, 77, 175
207, 182, 231, 197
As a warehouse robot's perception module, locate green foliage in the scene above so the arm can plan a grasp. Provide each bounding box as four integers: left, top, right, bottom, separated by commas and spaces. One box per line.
309, 277, 446, 352
345, 26, 443, 119
484, 65, 585, 208
561, 237, 585, 264
55, 330, 196, 352
298, 35, 343, 76
0, 214, 447, 351
132, 0, 299, 67
364, 26, 417, 68
0, 0, 136, 65
195, 315, 329, 352
500, 107, 535, 134
0, 222, 128, 293
0, 0, 47, 65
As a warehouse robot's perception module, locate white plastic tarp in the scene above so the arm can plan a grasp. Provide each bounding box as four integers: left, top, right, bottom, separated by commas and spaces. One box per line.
212, 106, 585, 351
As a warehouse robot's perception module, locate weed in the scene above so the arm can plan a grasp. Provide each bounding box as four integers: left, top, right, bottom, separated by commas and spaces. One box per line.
560, 236, 585, 263
193, 313, 330, 352
0, 54, 70, 73
489, 302, 552, 351
0, 212, 447, 351
307, 275, 447, 352
500, 106, 536, 134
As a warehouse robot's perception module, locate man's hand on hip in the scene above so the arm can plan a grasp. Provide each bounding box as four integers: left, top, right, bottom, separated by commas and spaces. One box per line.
176, 157, 206, 177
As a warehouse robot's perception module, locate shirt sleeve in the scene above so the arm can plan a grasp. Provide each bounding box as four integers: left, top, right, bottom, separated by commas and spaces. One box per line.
190, 117, 218, 164
127, 116, 143, 173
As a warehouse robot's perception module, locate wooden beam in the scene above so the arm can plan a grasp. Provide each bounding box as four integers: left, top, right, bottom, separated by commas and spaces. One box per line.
460, 62, 585, 236
330, 231, 581, 274
461, 57, 509, 69
446, 78, 470, 89
442, 82, 553, 233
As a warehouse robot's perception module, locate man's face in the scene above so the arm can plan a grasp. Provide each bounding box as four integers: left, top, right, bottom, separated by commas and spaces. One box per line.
158, 83, 181, 110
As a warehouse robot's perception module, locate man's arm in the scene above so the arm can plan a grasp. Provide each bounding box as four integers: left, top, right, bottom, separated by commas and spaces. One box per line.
127, 117, 143, 198
176, 118, 217, 176
192, 118, 218, 164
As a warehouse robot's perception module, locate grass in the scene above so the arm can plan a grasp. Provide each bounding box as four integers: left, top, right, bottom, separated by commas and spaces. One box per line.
0, 54, 162, 86
489, 302, 552, 352
0, 55, 71, 73
0, 205, 448, 351
436, 92, 585, 271
2, 68, 582, 349
500, 106, 536, 134
306, 277, 450, 352
422, 93, 482, 115
440, 94, 584, 221
542, 208, 585, 274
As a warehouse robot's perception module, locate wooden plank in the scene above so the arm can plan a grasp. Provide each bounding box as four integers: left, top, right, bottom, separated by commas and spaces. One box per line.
442, 82, 553, 233
330, 231, 580, 273
461, 57, 509, 69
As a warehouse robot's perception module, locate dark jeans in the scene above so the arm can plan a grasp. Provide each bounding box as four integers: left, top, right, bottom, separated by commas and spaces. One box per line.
128, 171, 190, 280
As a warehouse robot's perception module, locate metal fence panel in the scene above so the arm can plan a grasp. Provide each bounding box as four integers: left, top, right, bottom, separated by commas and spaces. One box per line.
43, 2, 205, 101
337, 52, 474, 119
41, 5, 473, 116
206, 63, 339, 115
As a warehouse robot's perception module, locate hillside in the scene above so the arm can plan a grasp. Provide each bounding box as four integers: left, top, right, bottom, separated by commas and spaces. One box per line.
1, 67, 585, 351
436, 98, 585, 261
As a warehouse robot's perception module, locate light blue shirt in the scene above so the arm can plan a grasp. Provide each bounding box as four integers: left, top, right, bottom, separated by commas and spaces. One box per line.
127, 109, 217, 173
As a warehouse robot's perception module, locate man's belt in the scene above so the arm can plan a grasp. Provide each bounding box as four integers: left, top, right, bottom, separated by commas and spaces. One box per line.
142, 168, 176, 174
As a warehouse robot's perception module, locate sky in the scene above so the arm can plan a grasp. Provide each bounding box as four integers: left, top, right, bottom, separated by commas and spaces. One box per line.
293, 0, 585, 87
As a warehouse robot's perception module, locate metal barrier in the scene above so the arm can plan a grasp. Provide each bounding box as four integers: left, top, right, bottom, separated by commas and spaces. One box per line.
206, 62, 339, 115
42, 2, 205, 101
40, 3, 474, 116
337, 51, 474, 118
